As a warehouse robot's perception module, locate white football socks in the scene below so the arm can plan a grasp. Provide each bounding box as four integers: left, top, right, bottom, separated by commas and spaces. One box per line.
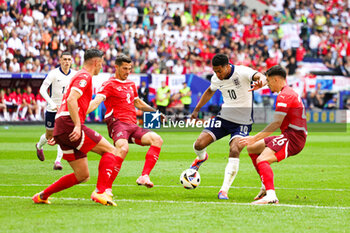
193, 142, 207, 160
20, 106, 28, 119
4, 111, 10, 121
266, 190, 278, 200
37, 133, 48, 149
220, 158, 240, 193
55, 145, 63, 163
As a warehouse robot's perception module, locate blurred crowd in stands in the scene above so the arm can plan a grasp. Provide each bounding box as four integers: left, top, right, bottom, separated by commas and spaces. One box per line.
1, 0, 350, 121
0, 0, 349, 76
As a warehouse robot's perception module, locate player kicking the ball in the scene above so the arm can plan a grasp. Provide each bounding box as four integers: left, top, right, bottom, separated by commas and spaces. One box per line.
32, 49, 119, 206
239, 65, 307, 204
88, 54, 163, 197
35, 52, 77, 170
189, 54, 266, 199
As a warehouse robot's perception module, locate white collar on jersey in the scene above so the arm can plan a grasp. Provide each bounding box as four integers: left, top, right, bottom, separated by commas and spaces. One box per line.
59, 67, 71, 76
114, 77, 127, 83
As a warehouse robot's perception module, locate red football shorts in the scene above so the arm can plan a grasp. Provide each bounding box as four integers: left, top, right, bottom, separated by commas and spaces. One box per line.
54, 117, 103, 162
264, 128, 307, 162
105, 117, 150, 145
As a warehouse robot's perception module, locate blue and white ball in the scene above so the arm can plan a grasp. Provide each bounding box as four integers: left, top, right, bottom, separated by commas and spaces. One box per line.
180, 169, 201, 189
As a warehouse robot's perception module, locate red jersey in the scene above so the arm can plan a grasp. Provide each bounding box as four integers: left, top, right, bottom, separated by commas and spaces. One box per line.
36, 93, 45, 102
98, 77, 138, 124
4, 93, 15, 105
275, 86, 307, 135
57, 68, 93, 124
14, 92, 22, 105
23, 92, 35, 104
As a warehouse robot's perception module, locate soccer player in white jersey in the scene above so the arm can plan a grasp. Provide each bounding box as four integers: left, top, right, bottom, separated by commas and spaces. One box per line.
35, 52, 77, 170
190, 53, 266, 199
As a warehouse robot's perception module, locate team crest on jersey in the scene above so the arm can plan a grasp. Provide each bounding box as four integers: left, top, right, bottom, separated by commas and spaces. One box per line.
79, 80, 87, 87
117, 87, 122, 91
233, 78, 241, 87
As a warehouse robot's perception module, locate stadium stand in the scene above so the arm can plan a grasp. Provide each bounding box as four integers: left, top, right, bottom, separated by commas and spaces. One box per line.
0, 0, 349, 122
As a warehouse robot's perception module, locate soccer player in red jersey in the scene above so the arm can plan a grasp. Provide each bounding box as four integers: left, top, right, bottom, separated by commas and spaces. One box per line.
32, 49, 119, 206
0, 89, 9, 121
4, 88, 16, 121
88, 54, 163, 197
240, 65, 307, 204
22, 86, 39, 121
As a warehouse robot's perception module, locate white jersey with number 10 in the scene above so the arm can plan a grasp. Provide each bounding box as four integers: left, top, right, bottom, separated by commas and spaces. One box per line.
210, 65, 257, 125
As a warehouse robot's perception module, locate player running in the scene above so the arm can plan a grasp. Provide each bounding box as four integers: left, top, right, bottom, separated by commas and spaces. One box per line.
88, 54, 163, 197
35, 52, 77, 170
32, 49, 119, 207
240, 65, 307, 204
189, 53, 266, 200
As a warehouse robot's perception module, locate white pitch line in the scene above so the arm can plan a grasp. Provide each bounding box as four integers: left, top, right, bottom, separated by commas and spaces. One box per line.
0, 184, 349, 192
1, 195, 349, 210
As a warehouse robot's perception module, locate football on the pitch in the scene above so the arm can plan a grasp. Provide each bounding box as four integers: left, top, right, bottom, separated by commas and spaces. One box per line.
180, 169, 201, 189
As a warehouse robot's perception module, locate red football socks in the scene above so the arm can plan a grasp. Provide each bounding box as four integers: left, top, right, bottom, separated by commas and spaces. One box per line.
257, 161, 275, 190
106, 156, 124, 189
142, 145, 161, 176
96, 152, 116, 194
249, 153, 259, 173
42, 173, 79, 199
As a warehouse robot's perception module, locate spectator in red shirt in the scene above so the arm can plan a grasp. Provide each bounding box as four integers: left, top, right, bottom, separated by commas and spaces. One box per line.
98, 37, 110, 52
21, 2, 32, 16
296, 44, 306, 62
261, 9, 274, 25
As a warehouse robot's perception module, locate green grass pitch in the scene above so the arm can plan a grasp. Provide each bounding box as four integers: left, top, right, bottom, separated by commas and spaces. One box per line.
0, 124, 349, 232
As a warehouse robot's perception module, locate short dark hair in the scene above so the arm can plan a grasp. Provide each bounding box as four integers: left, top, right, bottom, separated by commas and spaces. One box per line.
115, 54, 132, 66
84, 49, 104, 62
265, 65, 287, 79
61, 51, 71, 57
212, 54, 229, 67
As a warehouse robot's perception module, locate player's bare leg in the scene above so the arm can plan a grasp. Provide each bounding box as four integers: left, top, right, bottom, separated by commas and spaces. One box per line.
252, 148, 279, 204
218, 137, 244, 200
136, 132, 163, 188
190, 132, 213, 170
32, 158, 88, 204
28, 105, 36, 121
247, 139, 267, 200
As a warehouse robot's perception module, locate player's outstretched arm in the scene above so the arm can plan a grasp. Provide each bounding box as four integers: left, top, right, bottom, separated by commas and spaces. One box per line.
249, 72, 267, 92
134, 98, 156, 112
191, 87, 216, 119
134, 98, 167, 122
67, 90, 82, 142
239, 113, 285, 146
87, 95, 104, 114
39, 74, 57, 110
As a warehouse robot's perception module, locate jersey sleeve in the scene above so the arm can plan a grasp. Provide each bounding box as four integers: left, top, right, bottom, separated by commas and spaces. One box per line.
209, 73, 220, 91
42, 71, 55, 86
40, 71, 57, 106
238, 66, 257, 82
97, 81, 111, 100
133, 83, 139, 99
210, 83, 218, 91
275, 94, 291, 116
70, 74, 90, 96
